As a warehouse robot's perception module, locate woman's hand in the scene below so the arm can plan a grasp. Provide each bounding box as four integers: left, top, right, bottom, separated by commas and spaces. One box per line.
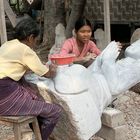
85, 52, 97, 60
74, 53, 96, 67
44, 63, 57, 78
74, 53, 96, 63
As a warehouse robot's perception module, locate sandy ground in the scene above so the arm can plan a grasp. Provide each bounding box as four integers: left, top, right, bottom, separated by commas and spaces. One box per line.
0, 91, 139, 140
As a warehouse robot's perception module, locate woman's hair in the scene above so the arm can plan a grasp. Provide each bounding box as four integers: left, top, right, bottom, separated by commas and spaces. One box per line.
14, 17, 40, 40
75, 17, 92, 32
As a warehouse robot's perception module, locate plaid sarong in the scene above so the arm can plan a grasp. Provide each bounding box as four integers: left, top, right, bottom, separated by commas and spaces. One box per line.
0, 78, 46, 116
0, 77, 62, 140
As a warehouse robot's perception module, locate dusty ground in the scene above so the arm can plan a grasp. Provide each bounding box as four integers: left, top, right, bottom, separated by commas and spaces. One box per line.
113, 91, 140, 140
0, 91, 139, 140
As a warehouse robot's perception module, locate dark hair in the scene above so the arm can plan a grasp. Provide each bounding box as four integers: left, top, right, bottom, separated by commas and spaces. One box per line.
75, 17, 92, 32
14, 17, 40, 40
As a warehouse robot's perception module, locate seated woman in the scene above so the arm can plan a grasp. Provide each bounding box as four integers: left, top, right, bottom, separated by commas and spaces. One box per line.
0, 18, 62, 140
60, 17, 101, 67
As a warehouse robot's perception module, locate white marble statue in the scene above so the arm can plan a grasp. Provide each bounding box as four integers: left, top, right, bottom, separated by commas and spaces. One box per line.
25, 39, 140, 140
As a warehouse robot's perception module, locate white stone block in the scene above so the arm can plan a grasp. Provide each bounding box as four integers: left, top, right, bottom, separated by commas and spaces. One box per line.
97, 125, 127, 140
101, 107, 125, 128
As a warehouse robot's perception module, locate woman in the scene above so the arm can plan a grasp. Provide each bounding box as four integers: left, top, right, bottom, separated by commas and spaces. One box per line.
60, 17, 101, 67
0, 18, 62, 140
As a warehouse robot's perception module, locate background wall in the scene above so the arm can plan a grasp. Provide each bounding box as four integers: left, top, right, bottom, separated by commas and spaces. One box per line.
85, 0, 140, 23
83, 0, 140, 43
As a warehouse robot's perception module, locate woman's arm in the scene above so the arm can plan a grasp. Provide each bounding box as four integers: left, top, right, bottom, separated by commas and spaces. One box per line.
89, 41, 101, 55
43, 63, 57, 78
73, 53, 96, 67
23, 47, 58, 78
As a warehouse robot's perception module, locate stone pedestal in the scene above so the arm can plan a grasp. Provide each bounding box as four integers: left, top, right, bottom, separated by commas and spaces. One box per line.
30, 84, 86, 140
97, 107, 127, 140
27, 81, 127, 140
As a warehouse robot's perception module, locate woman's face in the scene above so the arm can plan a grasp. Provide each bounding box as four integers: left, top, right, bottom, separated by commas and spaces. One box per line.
76, 25, 92, 44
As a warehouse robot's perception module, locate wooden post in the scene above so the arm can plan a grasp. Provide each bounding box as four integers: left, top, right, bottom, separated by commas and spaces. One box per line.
4, 0, 17, 27
104, 0, 111, 46
0, 0, 7, 44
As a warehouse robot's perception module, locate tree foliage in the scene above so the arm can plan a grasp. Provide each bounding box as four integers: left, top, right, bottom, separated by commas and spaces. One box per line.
43, 0, 87, 49
65, 0, 87, 38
